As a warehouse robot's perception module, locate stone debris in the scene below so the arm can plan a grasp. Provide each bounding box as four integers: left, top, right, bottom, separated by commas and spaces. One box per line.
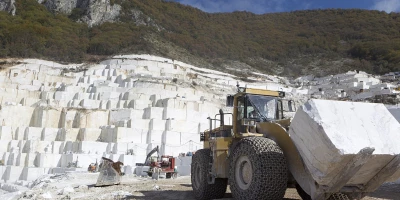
41, 191, 52, 199
57, 186, 75, 195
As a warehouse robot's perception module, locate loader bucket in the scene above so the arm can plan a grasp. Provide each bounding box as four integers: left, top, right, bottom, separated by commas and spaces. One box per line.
288, 99, 400, 199
95, 158, 121, 187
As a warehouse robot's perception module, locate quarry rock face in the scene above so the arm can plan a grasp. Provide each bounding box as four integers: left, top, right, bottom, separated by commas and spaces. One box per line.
290, 99, 400, 186
0, 55, 239, 184
0, 0, 15, 15
0, 0, 121, 26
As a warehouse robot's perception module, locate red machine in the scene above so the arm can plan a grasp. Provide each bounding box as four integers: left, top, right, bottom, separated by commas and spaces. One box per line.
138, 145, 178, 178
149, 155, 177, 179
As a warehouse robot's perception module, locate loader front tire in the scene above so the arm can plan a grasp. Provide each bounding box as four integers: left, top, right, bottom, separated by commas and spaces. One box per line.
296, 183, 350, 200
191, 149, 227, 200
229, 137, 288, 200
328, 193, 350, 200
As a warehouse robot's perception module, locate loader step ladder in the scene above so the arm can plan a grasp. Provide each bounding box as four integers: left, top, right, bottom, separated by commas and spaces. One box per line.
208, 142, 216, 184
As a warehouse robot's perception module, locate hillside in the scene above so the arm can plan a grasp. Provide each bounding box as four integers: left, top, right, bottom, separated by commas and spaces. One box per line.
1, 0, 400, 77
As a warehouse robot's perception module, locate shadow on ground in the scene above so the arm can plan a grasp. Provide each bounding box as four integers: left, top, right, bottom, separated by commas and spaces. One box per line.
367, 183, 400, 200
122, 190, 299, 200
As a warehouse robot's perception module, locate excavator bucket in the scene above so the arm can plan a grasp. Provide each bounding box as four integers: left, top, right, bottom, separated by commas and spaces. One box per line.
95, 157, 122, 187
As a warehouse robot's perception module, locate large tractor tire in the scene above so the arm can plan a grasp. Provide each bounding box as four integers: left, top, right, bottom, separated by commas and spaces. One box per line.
229, 137, 288, 200
191, 149, 227, 200
328, 193, 350, 200
296, 183, 350, 200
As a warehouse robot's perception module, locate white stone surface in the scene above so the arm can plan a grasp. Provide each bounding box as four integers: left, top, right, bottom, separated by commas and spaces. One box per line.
290, 99, 400, 185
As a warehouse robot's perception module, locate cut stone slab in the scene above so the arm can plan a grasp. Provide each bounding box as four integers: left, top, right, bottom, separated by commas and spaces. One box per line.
20, 167, 47, 181
109, 127, 147, 143
289, 99, 400, 186
78, 128, 102, 141
78, 141, 109, 154
0, 126, 13, 140
147, 130, 163, 144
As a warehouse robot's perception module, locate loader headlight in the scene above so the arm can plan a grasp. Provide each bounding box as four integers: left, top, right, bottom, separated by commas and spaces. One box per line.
279, 91, 285, 97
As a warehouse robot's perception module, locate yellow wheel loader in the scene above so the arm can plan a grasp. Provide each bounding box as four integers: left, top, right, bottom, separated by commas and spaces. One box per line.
191, 87, 400, 200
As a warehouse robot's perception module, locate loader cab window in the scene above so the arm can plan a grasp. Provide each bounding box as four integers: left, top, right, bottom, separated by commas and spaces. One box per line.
246, 95, 277, 121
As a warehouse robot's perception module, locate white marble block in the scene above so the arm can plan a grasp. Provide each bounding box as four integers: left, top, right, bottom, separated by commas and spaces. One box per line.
128, 119, 150, 130
36, 153, 62, 168
16, 153, 27, 166
41, 128, 61, 141
109, 109, 145, 125
289, 99, 400, 186
147, 130, 163, 144
0, 140, 9, 152
0, 126, 13, 140
21, 167, 46, 181
179, 156, 192, 166
144, 107, 164, 119
130, 99, 152, 109
78, 141, 109, 154
52, 141, 65, 154
167, 120, 199, 134
24, 153, 37, 167
149, 119, 166, 131
61, 128, 80, 141
161, 144, 182, 157
76, 110, 109, 128
0, 106, 35, 127
22, 140, 53, 154
8, 140, 22, 153
163, 107, 186, 120
176, 165, 191, 176
14, 127, 26, 140
78, 128, 102, 141
3, 166, 24, 182
24, 127, 42, 141
181, 133, 201, 144
163, 131, 181, 145
4, 152, 17, 165
111, 127, 147, 143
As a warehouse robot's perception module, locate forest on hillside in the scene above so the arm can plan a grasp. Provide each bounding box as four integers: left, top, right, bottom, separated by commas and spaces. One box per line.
1, 0, 400, 75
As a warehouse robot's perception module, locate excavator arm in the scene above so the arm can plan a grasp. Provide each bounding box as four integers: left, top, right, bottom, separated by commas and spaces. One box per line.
144, 145, 159, 166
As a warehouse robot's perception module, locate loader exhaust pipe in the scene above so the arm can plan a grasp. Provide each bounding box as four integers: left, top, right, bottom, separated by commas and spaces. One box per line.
219, 109, 224, 126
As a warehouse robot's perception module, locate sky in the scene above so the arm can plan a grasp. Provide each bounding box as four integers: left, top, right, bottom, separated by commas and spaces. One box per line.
171, 0, 400, 14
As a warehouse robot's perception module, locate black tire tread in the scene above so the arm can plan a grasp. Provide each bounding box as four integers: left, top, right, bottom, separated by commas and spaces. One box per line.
296, 183, 350, 200
229, 137, 288, 200
191, 149, 227, 200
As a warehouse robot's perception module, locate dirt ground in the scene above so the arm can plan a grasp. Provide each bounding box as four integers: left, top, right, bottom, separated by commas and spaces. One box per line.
113, 177, 400, 200
57, 174, 400, 200
15, 173, 400, 200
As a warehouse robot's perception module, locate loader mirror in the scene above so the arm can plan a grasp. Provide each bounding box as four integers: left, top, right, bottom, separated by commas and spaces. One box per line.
226, 95, 234, 107
281, 100, 296, 112
288, 100, 296, 112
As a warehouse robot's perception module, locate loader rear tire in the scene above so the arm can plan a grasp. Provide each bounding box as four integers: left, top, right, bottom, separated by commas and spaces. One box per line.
229, 137, 288, 200
191, 149, 227, 200
296, 183, 350, 200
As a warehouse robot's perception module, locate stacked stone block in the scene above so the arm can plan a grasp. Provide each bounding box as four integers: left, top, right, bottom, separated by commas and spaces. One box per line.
0, 55, 237, 182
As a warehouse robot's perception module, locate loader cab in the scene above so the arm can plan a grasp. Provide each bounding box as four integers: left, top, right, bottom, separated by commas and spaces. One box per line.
229, 88, 288, 136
